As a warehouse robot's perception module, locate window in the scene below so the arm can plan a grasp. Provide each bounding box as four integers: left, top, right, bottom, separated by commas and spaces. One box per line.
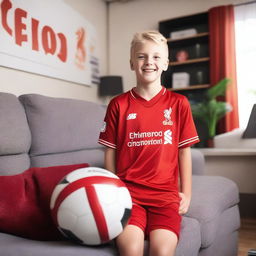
234, 2, 256, 128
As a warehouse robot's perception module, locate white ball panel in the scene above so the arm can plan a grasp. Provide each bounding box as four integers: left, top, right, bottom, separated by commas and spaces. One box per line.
66, 167, 118, 183
102, 200, 124, 239
94, 184, 118, 205
57, 208, 77, 230
59, 188, 91, 216
107, 221, 123, 240
75, 215, 101, 245
118, 187, 133, 209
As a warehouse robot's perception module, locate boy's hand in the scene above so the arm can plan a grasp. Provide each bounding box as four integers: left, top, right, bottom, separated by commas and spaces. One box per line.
179, 192, 191, 215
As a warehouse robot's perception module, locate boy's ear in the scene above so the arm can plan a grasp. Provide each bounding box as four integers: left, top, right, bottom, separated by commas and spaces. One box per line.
130, 59, 134, 70
163, 59, 169, 71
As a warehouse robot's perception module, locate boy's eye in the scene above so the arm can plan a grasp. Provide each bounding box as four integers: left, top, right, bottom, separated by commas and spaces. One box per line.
154, 56, 161, 59
138, 55, 145, 59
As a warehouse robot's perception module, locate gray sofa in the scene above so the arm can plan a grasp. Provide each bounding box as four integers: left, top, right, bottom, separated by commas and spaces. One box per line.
0, 92, 240, 256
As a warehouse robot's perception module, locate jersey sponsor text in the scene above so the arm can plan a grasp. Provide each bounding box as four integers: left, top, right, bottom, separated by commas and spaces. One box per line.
129, 131, 162, 139
127, 130, 172, 147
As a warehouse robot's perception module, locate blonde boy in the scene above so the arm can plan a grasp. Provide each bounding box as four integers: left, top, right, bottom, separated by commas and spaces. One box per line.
99, 31, 199, 256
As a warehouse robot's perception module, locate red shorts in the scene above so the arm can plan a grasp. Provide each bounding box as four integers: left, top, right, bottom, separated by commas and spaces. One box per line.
128, 203, 181, 239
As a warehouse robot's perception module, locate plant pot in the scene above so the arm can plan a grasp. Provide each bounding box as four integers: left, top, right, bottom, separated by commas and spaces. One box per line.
207, 138, 214, 148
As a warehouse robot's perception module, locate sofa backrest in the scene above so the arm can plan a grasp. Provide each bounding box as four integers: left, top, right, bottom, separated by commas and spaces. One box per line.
0, 93, 31, 175
0, 93, 106, 175
19, 94, 106, 169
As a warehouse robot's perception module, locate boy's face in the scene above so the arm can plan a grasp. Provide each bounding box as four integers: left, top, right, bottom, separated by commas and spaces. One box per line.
130, 40, 169, 86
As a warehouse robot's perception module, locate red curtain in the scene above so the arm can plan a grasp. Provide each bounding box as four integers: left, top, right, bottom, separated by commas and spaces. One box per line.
209, 5, 239, 133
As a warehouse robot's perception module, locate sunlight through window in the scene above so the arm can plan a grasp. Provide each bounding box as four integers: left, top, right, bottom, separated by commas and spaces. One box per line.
234, 3, 256, 128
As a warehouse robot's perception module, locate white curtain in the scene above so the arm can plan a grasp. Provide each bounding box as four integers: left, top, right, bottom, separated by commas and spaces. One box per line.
234, 2, 256, 128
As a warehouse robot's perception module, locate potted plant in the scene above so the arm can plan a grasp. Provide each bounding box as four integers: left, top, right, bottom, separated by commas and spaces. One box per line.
191, 78, 232, 147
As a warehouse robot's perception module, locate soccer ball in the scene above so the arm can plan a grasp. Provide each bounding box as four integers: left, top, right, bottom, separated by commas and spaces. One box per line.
50, 167, 132, 245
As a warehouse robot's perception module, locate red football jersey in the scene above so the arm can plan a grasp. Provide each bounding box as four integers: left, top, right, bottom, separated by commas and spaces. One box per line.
98, 87, 199, 206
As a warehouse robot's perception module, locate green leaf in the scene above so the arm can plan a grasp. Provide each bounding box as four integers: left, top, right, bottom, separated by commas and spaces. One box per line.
191, 77, 232, 138
207, 78, 231, 100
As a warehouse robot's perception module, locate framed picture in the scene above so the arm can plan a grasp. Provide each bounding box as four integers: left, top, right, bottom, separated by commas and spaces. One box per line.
0, 0, 100, 86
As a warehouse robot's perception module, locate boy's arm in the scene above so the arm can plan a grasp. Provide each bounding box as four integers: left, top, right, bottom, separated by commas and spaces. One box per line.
178, 146, 192, 215
104, 147, 116, 174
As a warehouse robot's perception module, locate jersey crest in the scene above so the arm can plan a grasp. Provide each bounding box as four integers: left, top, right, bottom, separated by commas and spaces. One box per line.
163, 107, 173, 126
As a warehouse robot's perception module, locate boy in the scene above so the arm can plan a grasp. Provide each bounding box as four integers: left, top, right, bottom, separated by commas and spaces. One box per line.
98, 31, 199, 256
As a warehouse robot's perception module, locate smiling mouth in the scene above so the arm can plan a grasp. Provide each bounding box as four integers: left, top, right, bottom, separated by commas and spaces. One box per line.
142, 69, 156, 72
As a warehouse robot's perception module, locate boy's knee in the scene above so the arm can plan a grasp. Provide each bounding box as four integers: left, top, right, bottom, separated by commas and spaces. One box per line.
118, 242, 143, 256
150, 244, 175, 256
149, 230, 177, 256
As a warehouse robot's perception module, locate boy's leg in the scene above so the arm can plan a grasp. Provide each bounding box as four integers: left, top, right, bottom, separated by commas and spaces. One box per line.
116, 203, 146, 256
116, 224, 145, 256
147, 203, 181, 256
149, 229, 178, 256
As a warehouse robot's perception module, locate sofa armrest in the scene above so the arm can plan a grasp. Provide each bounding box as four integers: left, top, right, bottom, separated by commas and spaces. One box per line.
187, 175, 240, 248
191, 149, 205, 175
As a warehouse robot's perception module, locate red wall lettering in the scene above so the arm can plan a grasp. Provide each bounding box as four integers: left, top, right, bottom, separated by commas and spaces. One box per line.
1, 0, 68, 62
57, 33, 67, 62
31, 18, 39, 51
42, 26, 57, 55
1, 0, 12, 35
15, 8, 28, 46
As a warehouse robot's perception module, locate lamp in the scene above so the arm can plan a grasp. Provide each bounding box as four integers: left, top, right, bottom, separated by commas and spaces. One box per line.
99, 76, 123, 96
242, 104, 256, 138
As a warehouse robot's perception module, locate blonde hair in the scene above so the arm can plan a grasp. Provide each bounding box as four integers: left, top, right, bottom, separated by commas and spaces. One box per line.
130, 30, 168, 58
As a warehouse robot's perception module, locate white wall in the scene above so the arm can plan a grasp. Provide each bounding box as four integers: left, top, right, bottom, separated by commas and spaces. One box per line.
0, 0, 107, 103
108, 0, 249, 92
203, 153, 256, 194
0, 0, 250, 102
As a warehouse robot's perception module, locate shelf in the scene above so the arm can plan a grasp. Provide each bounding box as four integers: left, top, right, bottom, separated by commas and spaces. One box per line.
169, 84, 210, 91
170, 57, 209, 66
167, 32, 209, 43
159, 12, 210, 147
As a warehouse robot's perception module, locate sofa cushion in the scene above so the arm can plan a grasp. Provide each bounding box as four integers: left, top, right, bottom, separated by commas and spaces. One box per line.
198, 206, 240, 256
175, 216, 201, 256
31, 148, 104, 168
19, 94, 106, 156
0, 93, 31, 174
0, 163, 88, 240
187, 175, 239, 247
191, 149, 205, 175
0, 232, 116, 256
0, 154, 30, 175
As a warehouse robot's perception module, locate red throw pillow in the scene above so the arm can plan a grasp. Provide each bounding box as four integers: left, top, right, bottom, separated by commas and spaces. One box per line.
0, 163, 89, 240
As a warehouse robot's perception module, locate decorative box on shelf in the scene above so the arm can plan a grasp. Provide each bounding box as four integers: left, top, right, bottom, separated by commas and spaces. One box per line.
170, 28, 197, 40
172, 72, 190, 89
176, 50, 189, 62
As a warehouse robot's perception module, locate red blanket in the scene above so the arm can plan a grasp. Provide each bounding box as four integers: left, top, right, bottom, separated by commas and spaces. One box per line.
0, 163, 89, 240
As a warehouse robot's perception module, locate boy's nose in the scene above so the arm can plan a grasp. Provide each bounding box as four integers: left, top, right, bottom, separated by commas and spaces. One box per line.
145, 57, 153, 64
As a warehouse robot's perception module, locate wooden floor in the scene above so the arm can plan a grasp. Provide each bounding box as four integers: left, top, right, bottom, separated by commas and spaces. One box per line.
238, 218, 256, 256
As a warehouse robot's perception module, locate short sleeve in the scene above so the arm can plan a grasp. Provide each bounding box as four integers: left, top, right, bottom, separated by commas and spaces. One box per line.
98, 99, 118, 149
178, 97, 200, 148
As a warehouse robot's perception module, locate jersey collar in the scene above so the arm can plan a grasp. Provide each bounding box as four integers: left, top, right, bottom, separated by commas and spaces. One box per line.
129, 86, 167, 107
